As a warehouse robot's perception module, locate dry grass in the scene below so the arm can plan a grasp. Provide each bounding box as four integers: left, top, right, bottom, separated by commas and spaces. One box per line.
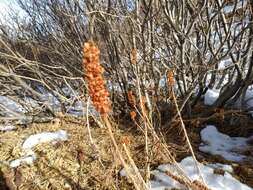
0, 116, 170, 190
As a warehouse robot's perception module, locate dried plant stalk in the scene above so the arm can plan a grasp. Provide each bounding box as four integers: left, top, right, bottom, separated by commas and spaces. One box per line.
83, 41, 111, 115
140, 95, 147, 116
191, 180, 210, 190
167, 70, 175, 99
131, 48, 137, 65
127, 90, 136, 108
167, 70, 175, 87
83, 42, 145, 189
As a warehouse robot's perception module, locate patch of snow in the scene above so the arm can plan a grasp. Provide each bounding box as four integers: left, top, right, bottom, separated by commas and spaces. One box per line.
0, 85, 98, 119
199, 125, 252, 162
0, 125, 17, 131
121, 157, 252, 190
9, 130, 68, 168
149, 156, 252, 190
119, 168, 127, 177
0, 96, 25, 115
10, 154, 36, 168
218, 59, 232, 70
204, 89, 220, 105
159, 76, 166, 88
22, 130, 68, 150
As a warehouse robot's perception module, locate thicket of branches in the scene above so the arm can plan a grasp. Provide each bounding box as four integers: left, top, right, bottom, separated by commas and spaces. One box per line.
0, 0, 253, 121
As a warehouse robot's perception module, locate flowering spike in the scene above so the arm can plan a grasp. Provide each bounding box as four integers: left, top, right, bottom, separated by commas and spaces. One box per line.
167, 70, 175, 87
127, 90, 136, 108
83, 41, 111, 115
131, 48, 137, 65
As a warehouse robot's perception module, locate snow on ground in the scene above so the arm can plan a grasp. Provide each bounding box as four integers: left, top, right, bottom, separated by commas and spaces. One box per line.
151, 157, 252, 190
121, 157, 252, 190
199, 125, 252, 162
22, 130, 68, 149
218, 59, 232, 70
0, 88, 93, 119
10, 154, 36, 168
0, 125, 17, 131
204, 89, 220, 105
0, 95, 25, 114
9, 130, 68, 168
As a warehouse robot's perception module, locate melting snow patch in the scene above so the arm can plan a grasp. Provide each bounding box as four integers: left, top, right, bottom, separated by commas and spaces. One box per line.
22, 130, 68, 150
150, 157, 252, 190
121, 157, 252, 190
0, 96, 25, 115
204, 89, 219, 105
199, 125, 252, 162
218, 59, 232, 70
0, 125, 17, 131
10, 154, 36, 168
9, 130, 68, 168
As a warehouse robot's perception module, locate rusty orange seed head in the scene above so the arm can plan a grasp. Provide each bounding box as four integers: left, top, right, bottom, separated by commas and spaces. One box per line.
130, 111, 137, 121
167, 70, 175, 87
131, 48, 137, 65
83, 41, 111, 115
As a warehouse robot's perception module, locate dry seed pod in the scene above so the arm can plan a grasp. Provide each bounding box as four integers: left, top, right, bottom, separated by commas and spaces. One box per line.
131, 48, 137, 64
191, 180, 210, 190
121, 136, 131, 145
127, 90, 136, 107
83, 41, 111, 115
167, 70, 175, 87
130, 111, 137, 121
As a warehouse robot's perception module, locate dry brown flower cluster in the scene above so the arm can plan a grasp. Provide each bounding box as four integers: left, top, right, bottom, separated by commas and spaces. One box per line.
127, 90, 137, 121
167, 70, 175, 87
83, 41, 111, 115
131, 48, 137, 64
121, 136, 131, 145
127, 90, 136, 107
130, 111, 137, 121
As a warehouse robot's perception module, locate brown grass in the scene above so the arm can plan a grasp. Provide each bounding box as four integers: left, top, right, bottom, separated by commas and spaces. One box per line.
0, 116, 170, 190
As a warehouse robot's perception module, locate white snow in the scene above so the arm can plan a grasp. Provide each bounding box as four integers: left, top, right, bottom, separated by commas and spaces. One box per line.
199, 125, 252, 162
0, 96, 25, 114
149, 156, 252, 190
22, 130, 68, 150
218, 59, 232, 70
204, 89, 220, 105
0, 88, 88, 119
10, 154, 36, 168
0, 125, 17, 131
0, 0, 25, 23
120, 156, 252, 190
119, 168, 128, 177
9, 130, 68, 168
